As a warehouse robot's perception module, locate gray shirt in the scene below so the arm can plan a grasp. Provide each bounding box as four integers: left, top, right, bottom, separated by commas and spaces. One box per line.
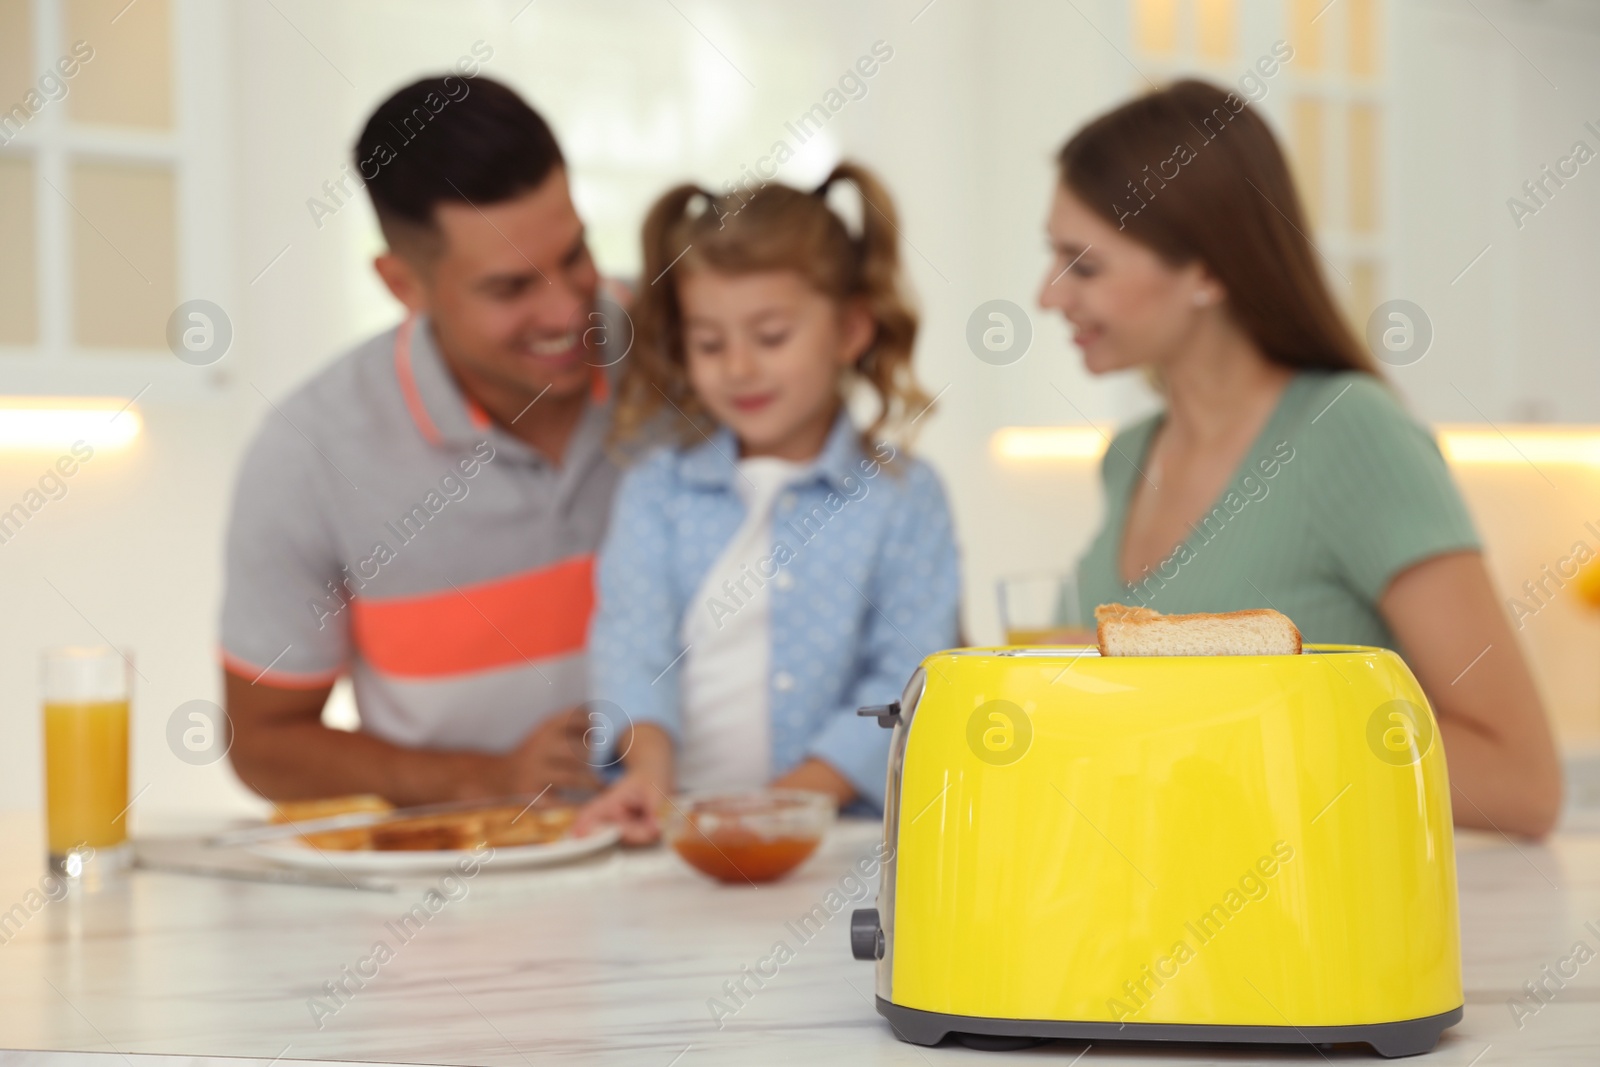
220, 312, 621, 752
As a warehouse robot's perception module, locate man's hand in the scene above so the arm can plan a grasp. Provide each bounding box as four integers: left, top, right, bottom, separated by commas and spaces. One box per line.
226, 671, 600, 806
486, 707, 601, 798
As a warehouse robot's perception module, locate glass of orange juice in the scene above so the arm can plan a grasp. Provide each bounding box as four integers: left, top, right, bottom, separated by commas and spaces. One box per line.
997, 572, 1088, 645
42, 646, 133, 880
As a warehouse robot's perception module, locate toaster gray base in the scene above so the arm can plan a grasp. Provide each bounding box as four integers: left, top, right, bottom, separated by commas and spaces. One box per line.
876, 998, 1464, 1058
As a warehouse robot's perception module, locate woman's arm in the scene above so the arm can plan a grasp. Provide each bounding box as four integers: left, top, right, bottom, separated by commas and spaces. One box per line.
1380, 550, 1563, 838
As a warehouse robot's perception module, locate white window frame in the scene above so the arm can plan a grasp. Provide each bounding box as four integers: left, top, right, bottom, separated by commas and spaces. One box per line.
1123, 0, 1395, 318
0, 0, 234, 400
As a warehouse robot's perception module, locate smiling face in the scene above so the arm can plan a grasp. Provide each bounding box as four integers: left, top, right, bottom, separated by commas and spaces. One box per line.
1036, 183, 1221, 376
678, 268, 873, 461
374, 167, 600, 411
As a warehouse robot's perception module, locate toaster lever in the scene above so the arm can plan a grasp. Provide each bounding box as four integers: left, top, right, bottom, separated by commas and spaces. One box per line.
857, 702, 901, 729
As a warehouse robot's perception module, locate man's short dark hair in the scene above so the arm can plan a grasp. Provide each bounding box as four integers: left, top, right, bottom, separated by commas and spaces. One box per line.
356, 75, 564, 255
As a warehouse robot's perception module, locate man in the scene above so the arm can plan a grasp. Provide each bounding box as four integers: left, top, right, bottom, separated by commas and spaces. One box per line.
221, 76, 627, 804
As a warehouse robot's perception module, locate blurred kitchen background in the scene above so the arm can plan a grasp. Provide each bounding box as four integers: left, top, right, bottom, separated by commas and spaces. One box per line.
1, 0, 1597, 819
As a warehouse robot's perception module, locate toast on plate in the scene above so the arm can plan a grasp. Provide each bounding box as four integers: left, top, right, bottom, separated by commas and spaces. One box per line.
269, 796, 580, 852
369, 813, 489, 852
479, 804, 578, 847
270, 794, 394, 850
270, 794, 394, 823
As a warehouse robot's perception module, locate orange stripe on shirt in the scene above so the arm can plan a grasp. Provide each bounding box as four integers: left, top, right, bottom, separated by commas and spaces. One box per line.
351, 556, 596, 679
393, 318, 444, 446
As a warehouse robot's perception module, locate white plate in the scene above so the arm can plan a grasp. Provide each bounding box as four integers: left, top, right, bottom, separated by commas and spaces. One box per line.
247, 826, 621, 874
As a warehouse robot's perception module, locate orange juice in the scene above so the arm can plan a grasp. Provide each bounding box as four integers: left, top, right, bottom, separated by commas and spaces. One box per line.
998, 574, 1084, 647
44, 700, 129, 854
1006, 627, 1061, 645
1005, 627, 1095, 646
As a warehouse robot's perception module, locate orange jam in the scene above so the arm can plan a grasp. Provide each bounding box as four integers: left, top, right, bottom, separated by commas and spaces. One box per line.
671, 825, 821, 883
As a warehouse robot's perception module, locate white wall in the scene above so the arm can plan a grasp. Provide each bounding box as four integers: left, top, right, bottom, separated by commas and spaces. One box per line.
3, 0, 1597, 824
1390, 0, 1600, 423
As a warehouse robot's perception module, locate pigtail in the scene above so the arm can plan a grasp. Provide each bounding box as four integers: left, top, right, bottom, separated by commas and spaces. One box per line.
614, 161, 931, 459
613, 184, 719, 447
815, 163, 929, 449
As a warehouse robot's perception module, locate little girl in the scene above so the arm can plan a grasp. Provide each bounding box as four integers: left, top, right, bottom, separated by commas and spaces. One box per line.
576, 162, 961, 843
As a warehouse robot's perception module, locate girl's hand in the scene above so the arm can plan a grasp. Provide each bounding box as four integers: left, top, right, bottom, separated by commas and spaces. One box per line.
573, 723, 676, 845
574, 771, 667, 845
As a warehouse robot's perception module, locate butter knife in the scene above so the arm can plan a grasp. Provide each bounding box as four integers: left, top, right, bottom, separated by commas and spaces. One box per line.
134, 854, 396, 891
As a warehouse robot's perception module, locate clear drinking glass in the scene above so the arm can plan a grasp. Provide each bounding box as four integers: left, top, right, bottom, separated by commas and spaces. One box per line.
997, 572, 1088, 645
42, 646, 133, 880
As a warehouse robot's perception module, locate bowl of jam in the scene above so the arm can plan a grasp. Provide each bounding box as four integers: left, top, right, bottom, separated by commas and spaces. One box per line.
665, 789, 835, 884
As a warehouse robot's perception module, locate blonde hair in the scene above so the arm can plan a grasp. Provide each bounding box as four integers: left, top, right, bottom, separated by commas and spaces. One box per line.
614, 161, 929, 451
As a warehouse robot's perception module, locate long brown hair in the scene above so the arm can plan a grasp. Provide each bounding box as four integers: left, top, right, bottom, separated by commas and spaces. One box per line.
1057, 79, 1376, 375
614, 161, 929, 449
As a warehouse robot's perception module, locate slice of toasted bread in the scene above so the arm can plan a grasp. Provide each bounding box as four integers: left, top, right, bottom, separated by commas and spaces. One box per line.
270, 795, 394, 850
479, 804, 577, 847
369, 813, 488, 852
1095, 604, 1302, 657
272, 797, 577, 852
269, 794, 393, 825
1094, 603, 1159, 625
298, 828, 378, 851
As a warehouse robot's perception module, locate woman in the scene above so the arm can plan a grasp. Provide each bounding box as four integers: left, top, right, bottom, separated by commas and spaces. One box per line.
1041, 80, 1562, 838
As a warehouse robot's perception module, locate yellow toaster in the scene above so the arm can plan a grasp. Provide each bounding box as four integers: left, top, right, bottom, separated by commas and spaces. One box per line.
851, 645, 1462, 1057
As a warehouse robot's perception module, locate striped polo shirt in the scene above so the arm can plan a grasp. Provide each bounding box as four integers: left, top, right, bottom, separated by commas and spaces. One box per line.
220, 310, 621, 752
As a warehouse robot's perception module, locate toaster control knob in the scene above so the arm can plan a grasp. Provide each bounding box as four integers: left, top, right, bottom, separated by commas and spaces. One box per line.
851, 908, 883, 961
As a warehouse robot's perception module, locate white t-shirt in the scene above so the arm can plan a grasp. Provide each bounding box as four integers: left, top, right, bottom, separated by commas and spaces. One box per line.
676, 456, 811, 793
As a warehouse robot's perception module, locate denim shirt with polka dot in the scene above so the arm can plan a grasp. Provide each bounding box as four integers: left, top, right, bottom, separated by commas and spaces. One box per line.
588, 412, 961, 811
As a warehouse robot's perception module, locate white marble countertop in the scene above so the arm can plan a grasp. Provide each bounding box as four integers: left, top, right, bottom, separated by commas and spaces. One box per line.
0, 811, 1596, 1066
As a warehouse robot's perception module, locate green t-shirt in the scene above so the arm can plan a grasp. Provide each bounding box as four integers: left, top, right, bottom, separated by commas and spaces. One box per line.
1075, 371, 1481, 650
